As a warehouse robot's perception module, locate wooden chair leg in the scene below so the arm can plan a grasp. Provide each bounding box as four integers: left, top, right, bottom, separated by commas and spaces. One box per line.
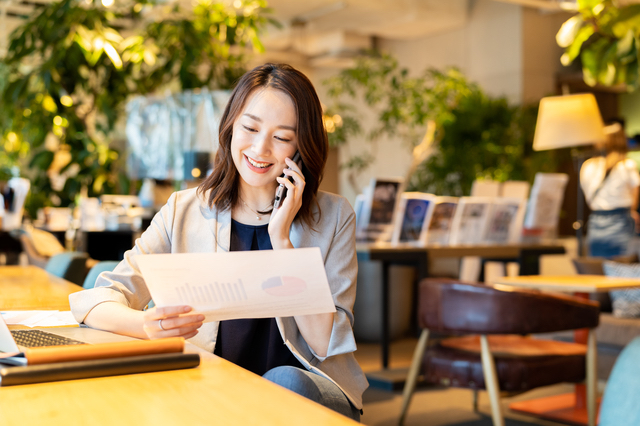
480, 335, 504, 426
586, 328, 598, 426
472, 389, 479, 412
399, 329, 430, 425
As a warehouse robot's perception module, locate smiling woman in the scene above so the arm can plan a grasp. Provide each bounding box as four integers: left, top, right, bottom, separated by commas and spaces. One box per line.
69, 63, 367, 420
202, 63, 328, 229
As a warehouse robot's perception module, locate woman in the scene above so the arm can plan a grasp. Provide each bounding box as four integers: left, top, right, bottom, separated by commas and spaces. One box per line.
580, 123, 640, 258
70, 63, 367, 420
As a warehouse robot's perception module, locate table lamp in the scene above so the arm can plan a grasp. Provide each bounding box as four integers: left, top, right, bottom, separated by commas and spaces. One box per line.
533, 93, 606, 150
532, 93, 607, 255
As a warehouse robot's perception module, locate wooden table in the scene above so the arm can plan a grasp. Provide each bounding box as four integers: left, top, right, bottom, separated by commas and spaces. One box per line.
357, 242, 566, 374
0, 265, 83, 310
0, 266, 358, 425
0, 355, 357, 426
493, 274, 640, 426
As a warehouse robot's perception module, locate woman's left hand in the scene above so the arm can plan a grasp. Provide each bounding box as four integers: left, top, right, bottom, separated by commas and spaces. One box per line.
269, 155, 305, 249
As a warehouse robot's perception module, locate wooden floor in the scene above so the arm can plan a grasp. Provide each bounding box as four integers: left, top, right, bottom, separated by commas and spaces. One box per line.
355, 337, 581, 426
355, 337, 417, 372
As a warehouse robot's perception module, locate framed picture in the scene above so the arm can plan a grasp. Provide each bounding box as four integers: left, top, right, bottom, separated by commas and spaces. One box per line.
356, 177, 404, 242
449, 196, 492, 245
353, 193, 367, 232
391, 192, 436, 246
483, 197, 527, 244
524, 173, 569, 231
426, 196, 458, 246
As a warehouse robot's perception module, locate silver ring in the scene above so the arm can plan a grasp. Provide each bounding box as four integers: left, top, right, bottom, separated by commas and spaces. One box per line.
158, 319, 166, 331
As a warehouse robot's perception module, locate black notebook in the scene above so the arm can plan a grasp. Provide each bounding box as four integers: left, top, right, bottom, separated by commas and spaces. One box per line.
0, 352, 201, 386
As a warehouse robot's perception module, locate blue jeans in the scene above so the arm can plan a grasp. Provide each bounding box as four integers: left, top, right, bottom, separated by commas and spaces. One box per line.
587, 208, 634, 258
262, 366, 361, 421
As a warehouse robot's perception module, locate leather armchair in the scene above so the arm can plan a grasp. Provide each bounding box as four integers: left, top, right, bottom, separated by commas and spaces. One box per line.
399, 279, 600, 426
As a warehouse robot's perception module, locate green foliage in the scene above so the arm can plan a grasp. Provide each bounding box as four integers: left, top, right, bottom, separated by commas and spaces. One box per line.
325, 52, 473, 143
558, 0, 640, 90
324, 51, 564, 196
0, 0, 272, 217
139, 0, 276, 91
411, 93, 565, 196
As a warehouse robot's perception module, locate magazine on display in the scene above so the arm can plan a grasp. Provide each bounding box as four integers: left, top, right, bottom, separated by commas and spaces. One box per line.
426, 196, 458, 246
483, 197, 527, 244
356, 177, 404, 243
449, 197, 493, 245
523, 173, 569, 232
391, 192, 436, 246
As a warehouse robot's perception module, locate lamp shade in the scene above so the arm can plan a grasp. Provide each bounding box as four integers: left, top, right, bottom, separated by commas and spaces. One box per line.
533, 93, 606, 151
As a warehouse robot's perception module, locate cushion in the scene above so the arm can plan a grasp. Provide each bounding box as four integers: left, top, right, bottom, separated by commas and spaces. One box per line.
573, 255, 639, 313
602, 262, 640, 318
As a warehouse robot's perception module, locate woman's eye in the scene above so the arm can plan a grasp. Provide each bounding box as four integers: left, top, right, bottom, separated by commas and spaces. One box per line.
242, 125, 257, 132
274, 136, 291, 142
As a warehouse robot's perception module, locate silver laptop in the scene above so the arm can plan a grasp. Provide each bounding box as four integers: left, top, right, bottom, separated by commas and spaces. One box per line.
0, 316, 135, 365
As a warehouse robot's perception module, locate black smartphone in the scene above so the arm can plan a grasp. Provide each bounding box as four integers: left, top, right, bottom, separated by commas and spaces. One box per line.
273, 151, 301, 211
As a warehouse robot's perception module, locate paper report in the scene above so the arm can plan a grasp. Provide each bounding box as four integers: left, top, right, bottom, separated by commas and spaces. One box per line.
135, 248, 336, 322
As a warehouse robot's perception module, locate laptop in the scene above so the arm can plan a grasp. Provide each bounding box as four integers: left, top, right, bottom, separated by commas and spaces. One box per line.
0, 316, 136, 365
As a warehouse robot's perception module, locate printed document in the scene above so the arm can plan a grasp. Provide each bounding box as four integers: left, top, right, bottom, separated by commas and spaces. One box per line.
135, 248, 336, 322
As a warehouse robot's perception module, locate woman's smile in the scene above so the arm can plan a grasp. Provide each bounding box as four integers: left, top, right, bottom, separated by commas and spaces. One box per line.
244, 154, 273, 173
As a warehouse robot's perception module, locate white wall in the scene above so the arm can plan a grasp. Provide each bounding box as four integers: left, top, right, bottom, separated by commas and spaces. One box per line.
310, 0, 519, 204
308, 1, 571, 204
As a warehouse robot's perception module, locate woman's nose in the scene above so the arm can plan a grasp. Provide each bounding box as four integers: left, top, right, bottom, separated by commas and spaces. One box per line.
251, 133, 271, 156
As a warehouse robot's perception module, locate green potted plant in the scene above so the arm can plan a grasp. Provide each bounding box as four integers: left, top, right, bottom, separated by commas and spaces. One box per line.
323, 51, 563, 196
0, 0, 273, 218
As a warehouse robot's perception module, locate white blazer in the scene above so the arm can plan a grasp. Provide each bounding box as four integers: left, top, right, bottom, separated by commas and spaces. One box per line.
70, 188, 369, 408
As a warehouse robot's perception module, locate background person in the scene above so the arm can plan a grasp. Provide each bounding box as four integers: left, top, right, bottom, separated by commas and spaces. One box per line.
581, 122, 640, 258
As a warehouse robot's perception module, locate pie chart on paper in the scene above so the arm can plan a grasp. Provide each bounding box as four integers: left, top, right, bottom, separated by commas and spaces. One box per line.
262, 276, 307, 296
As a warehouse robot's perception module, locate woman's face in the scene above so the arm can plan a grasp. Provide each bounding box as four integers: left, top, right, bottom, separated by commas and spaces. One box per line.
231, 87, 298, 195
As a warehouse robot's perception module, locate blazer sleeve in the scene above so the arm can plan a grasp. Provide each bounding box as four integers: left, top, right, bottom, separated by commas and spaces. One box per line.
69, 192, 178, 323
315, 197, 359, 361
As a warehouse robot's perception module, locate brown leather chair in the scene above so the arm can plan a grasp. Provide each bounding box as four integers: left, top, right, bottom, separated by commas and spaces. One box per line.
399, 279, 600, 426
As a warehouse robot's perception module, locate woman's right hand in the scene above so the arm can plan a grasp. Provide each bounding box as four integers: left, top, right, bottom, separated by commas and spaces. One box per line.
142, 305, 204, 340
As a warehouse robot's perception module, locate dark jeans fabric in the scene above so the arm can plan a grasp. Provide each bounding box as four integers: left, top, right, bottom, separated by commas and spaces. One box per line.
588, 208, 634, 258
262, 366, 361, 422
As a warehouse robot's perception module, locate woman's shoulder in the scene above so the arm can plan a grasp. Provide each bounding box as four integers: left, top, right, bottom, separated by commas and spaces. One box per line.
166, 187, 210, 207
583, 156, 605, 168
158, 187, 218, 219
314, 191, 355, 224
316, 191, 354, 211
621, 158, 639, 169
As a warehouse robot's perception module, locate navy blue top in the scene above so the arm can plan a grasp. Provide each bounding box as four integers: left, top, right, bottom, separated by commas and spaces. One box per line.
213, 219, 304, 375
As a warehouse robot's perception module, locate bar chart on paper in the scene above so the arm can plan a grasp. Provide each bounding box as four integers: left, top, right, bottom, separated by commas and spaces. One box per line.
175, 280, 249, 304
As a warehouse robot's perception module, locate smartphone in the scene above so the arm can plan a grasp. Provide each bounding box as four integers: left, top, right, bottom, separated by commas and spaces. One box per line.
273, 151, 301, 211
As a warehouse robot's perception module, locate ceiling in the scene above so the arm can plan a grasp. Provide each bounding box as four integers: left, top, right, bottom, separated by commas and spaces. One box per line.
5, 0, 632, 64
0, 0, 574, 58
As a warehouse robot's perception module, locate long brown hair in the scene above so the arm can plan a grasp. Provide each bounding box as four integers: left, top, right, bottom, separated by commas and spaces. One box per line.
198, 63, 328, 228
598, 122, 629, 174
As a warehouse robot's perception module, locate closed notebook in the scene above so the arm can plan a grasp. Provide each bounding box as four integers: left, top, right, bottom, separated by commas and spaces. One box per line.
0, 352, 201, 386
1, 337, 185, 366
25, 337, 185, 365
